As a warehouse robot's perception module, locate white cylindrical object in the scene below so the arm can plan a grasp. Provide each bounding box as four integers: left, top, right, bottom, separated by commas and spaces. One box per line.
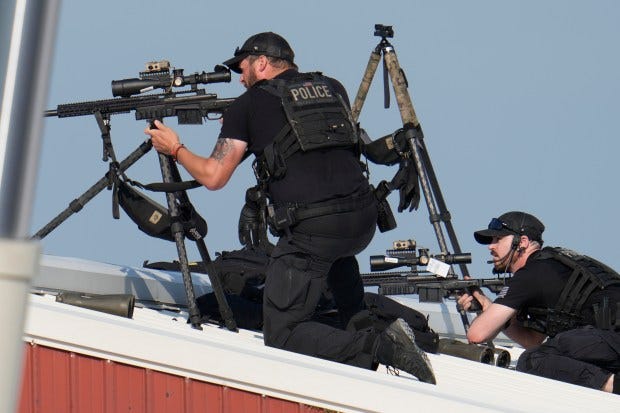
0, 239, 40, 413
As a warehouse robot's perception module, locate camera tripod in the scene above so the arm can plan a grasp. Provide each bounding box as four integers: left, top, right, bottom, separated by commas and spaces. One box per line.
353, 25, 482, 334
352, 24, 470, 279
33, 111, 237, 331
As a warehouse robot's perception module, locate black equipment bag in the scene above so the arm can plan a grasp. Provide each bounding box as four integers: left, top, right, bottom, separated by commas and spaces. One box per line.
117, 180, 207, 242
144, 246, 270, 297
144, 247, 270, 329
210, 248, 270, 296
197, 247, 271, 329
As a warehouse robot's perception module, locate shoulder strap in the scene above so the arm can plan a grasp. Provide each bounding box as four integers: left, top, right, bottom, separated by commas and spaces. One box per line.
258, 78, 289, 98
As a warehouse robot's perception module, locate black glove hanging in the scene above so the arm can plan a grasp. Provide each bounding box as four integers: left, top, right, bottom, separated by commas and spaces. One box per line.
390, 158, 421, 212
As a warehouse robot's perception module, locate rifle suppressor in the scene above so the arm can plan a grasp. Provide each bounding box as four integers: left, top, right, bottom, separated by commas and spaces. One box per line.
56, 292, 135, 318
438, 339, 494, 365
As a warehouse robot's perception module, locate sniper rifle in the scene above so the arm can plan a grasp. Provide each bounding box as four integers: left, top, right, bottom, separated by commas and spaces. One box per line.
362, 239, 509, 305
45, 61, 235, 124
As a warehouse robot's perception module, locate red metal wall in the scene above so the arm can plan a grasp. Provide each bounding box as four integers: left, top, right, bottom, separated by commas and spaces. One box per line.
18, 343, 327, 413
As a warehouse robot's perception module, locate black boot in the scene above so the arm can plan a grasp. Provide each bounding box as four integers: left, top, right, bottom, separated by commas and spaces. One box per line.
375, 318, 436, 384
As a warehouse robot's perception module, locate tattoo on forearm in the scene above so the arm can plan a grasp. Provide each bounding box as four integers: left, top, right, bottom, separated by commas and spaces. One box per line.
211, 138, 233, 162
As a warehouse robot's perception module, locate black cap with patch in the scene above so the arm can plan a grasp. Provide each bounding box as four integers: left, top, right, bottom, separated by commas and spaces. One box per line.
223, 32, 295, 73
474, 211, 545, 245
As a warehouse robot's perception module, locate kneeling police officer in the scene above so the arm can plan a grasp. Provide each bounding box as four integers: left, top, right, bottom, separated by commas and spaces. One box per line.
146, 31, 435, 383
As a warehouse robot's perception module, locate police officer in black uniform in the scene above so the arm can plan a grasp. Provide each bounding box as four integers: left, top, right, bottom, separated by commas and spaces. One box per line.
458, 211, 620, 394
146, 32, 435, 384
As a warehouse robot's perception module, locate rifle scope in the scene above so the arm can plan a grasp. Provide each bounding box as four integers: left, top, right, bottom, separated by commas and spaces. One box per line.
370, 252, 471, 272
111, 64, 231, 98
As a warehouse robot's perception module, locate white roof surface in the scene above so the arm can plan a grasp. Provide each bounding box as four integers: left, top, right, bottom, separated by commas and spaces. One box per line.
23, 255, 619, 412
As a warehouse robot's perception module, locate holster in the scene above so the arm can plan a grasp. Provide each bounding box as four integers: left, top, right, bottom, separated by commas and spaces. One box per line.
372, 181, 396, 232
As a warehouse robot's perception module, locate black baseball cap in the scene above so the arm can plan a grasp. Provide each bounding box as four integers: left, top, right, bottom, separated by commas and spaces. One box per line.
474, 211, 545, 245
223, 32, 295, 73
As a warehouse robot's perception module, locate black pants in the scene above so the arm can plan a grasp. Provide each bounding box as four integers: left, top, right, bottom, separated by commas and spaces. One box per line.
517, 326, 620, 390
263, 199, 378, 369
196, 256, 362, 331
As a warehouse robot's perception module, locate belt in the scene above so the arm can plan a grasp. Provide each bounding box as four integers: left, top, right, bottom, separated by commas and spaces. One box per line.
287, 189, 376, 222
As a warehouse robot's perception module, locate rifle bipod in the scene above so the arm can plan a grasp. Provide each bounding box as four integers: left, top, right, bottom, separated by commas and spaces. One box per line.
32, 140, 153, 239
33, 113, 237, 331
352, 24, 474, 331
156, 153, 237, 331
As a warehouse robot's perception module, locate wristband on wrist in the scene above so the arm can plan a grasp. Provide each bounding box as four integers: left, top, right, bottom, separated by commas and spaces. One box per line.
171, 143, 185, 162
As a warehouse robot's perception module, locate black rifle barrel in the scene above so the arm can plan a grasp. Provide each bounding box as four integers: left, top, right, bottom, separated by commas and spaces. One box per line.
362, 272, 460, 286
45, 92, 235, 121
360, 272, 509, 299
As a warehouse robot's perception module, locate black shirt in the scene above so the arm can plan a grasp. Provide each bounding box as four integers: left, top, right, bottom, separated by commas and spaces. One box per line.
494, 250, 572, 310
219, 69, 368, 204
495, 249, 620, 328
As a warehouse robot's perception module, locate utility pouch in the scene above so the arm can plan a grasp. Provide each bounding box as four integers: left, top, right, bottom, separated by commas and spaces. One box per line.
373, 182, 396, 233
117, 180, 207, 242
376, 198, 396, 233
117, 180, 174, 241
267, 204, 296, 232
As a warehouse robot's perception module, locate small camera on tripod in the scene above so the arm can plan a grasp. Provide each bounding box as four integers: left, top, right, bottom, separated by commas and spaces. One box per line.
374, 24, 394, 39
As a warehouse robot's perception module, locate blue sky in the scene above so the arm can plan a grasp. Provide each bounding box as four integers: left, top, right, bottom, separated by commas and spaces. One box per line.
32, 0, 619, 277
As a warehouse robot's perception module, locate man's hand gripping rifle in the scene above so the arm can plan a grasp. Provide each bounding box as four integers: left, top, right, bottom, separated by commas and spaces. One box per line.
362, 240, 508, 310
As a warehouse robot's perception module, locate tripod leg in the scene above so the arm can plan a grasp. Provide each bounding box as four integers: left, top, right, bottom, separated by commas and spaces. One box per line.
378, 38, 477, 333
382, 46, 469, 276
417, 139, 470, 277
382, 46, 420, 126
158, 153, 203, 329
160, 156, 238, 331
381, 48, 450, 255
32, 139, 153, 239
351, 49, 382, 123
165, 161, 238, 331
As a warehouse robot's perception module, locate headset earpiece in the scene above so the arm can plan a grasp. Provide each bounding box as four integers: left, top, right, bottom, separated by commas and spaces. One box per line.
512, 212, 527, 250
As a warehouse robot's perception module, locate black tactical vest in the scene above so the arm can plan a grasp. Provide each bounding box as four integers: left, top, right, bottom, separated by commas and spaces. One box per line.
518, 247, 620, 336
254, 72, 358, 182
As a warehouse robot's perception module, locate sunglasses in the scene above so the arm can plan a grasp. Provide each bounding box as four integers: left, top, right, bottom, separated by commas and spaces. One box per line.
487, 218, 519, 234
233, 47, 248, 57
